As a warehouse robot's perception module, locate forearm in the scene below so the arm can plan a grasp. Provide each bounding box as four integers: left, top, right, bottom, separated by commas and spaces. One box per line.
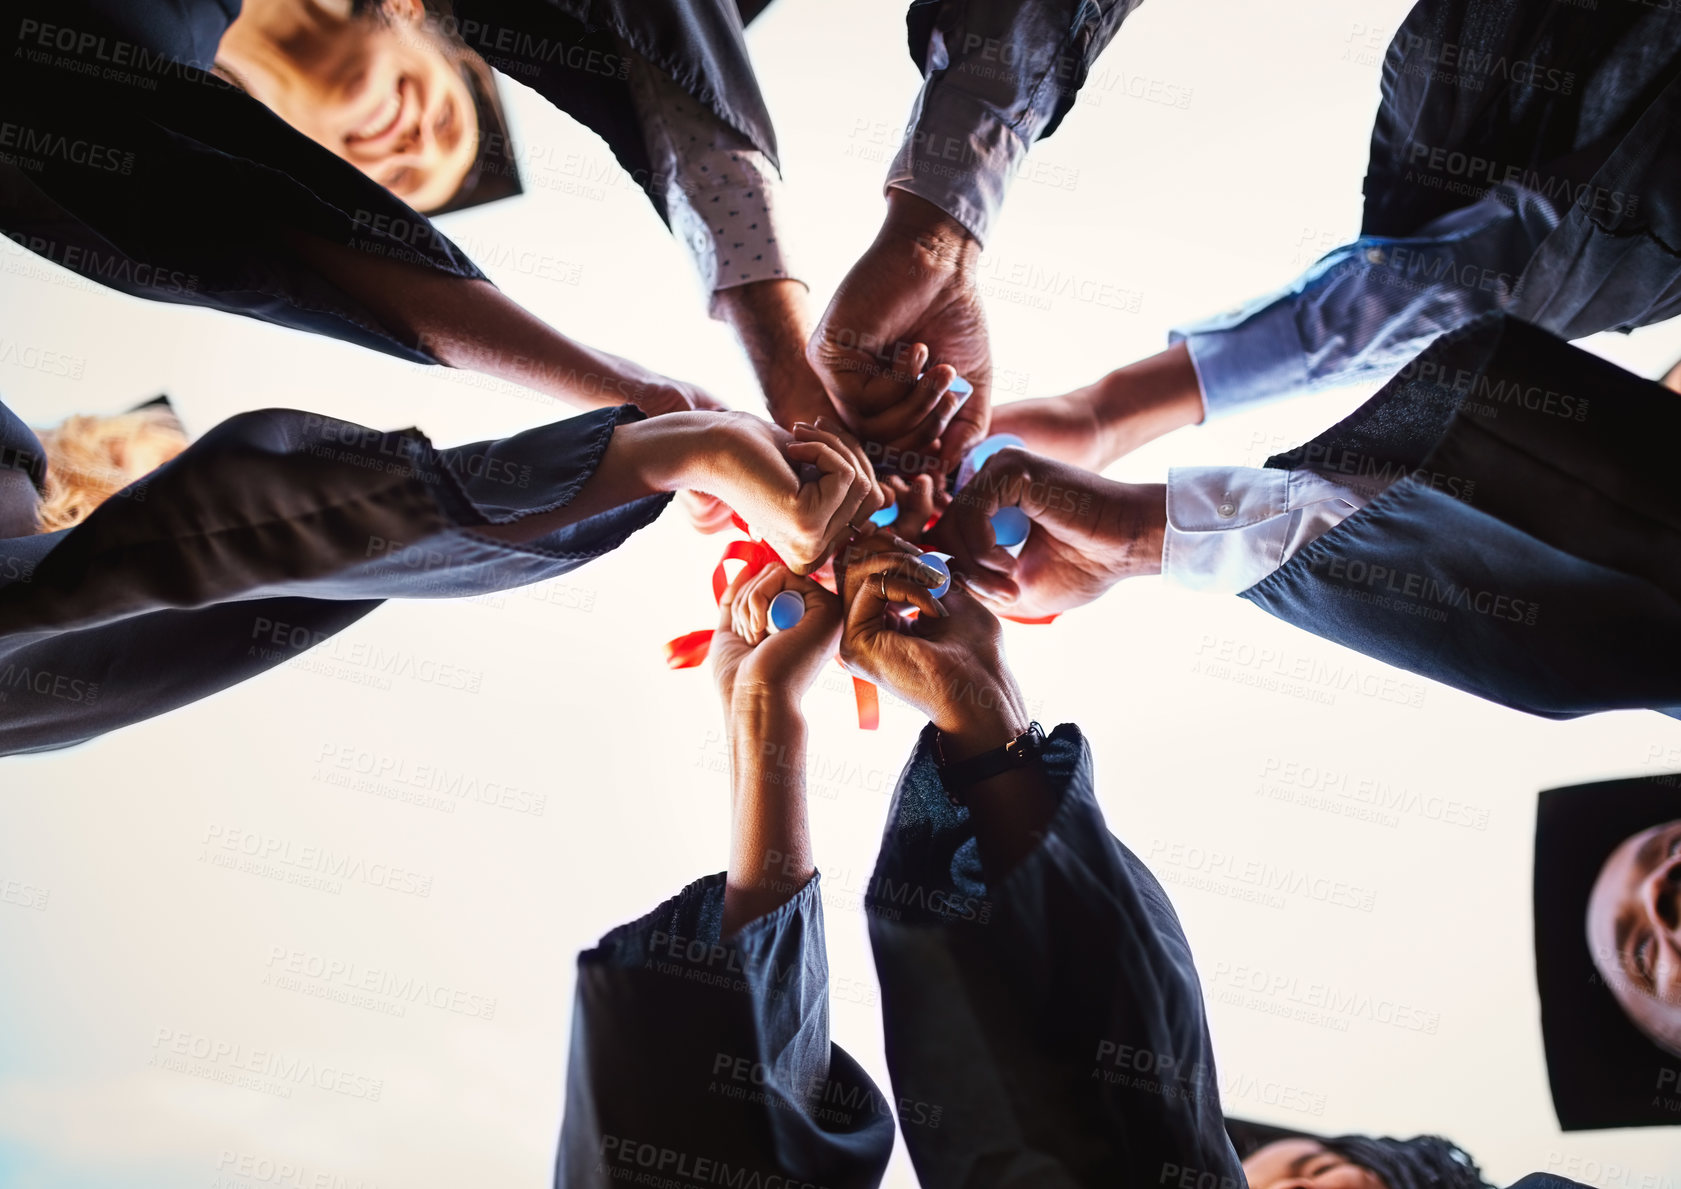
470, 412, 712, 545
1086, 342, 1205, 468
711, 280, 831, 428
935, 674, 1060, 879
284, 231, 652, 410
723, 692, 813, 936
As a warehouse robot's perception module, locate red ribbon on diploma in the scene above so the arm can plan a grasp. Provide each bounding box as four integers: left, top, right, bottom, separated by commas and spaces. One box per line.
663, 510, 1055, 725
663, 516, 883, 730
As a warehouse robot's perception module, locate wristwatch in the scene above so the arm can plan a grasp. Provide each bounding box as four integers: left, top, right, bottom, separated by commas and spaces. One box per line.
936, 722, 1046, 804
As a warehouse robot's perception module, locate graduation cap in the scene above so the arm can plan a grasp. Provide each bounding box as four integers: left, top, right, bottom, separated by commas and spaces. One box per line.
1535, 777, 1681, 1130
1223, 1118, 1489, 1189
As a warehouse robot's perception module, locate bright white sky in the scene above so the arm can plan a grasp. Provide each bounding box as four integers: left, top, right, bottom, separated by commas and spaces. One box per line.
2, 1, 1680, 1186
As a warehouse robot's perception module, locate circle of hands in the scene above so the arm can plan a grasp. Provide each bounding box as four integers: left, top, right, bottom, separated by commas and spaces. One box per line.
662, 202, 1165, 633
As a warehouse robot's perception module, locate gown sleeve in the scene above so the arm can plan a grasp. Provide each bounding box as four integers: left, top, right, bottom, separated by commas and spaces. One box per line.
865, 723, 1244, 1189
1241, 313, 1681, 720
555, 872, 894, 1189
0, 404, 669, 755
2, 1, 487, 363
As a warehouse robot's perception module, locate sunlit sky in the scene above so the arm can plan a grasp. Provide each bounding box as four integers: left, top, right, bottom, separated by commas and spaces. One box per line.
2, 1, 1679, 1186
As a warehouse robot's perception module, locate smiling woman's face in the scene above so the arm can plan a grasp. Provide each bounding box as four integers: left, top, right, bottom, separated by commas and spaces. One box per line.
1586, 818, 1681, 1056
225, 0, 479, 212
1242, 1140, 1388, 1189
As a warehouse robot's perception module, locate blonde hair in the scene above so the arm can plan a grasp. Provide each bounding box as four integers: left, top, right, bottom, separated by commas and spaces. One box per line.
34, 406, 189, 533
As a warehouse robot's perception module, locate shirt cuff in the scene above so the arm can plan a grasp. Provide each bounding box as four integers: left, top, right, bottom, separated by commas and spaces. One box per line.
1162, 466, 1370, 594
625, 50, 796, 295
667, 162, 795, 293
886, 85, 1030, 248
1173, 296, 1311, 423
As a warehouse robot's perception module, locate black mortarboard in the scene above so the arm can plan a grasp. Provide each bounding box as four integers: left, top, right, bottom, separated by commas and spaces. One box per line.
1535, 777, 1681, 1130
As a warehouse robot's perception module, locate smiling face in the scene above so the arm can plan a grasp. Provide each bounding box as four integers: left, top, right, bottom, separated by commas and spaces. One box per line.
1242, 1140, 1388, 1189
223, 0, 479, 212
1586, 819, 1681, 1056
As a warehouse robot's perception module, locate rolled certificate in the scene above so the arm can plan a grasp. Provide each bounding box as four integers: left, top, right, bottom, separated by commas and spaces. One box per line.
990, 505, 1031, 558
955, 432, 1026, 492
766, 589, 805, 634
918, 551, 953, 600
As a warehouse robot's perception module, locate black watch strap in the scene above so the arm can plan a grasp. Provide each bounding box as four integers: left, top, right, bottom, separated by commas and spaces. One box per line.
936, 722, 1046, 804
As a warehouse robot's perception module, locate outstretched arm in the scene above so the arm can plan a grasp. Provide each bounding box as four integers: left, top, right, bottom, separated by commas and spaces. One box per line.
283, 230, 724, 416
623, 49, 836, 428
711, 566, 845, 934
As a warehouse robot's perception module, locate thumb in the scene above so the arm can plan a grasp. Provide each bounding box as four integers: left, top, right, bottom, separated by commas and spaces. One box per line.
938, 401, 987, 476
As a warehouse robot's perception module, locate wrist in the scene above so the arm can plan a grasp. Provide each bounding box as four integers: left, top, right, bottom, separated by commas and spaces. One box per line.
933, 673, 1029, 762
709, 281, 830, 427
1095, 481, 1167, 579
760, 356, 833, 429
610, 411, 719, 494
883, 189, 978, 271
731, 684, 806, 732
1090, 343, 1206, 464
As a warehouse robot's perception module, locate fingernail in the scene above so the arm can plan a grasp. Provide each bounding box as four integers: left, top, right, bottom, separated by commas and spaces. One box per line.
931, 597, 949, 618
914, 561, 945, 587
792, 420, 814, 430
888, 535, 922, 555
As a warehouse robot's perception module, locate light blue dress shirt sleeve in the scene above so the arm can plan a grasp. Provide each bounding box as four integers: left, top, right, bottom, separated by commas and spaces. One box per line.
1171, 185, 1561, 420
887, 0, 1145, 245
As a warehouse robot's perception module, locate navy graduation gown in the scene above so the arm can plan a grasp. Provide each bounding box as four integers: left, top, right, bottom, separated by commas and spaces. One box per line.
0, 401, 668, 754
556, 873, 894, 1189
0, 0, 777, 358
864, 723, 1244, 1187
1242, 313, 1681, 719
1364, 0, 1681, 338
863, 725, 1602, 1189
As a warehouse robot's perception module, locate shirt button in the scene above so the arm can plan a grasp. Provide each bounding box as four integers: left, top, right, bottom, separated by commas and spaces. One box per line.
1217, 501, 1237, 518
